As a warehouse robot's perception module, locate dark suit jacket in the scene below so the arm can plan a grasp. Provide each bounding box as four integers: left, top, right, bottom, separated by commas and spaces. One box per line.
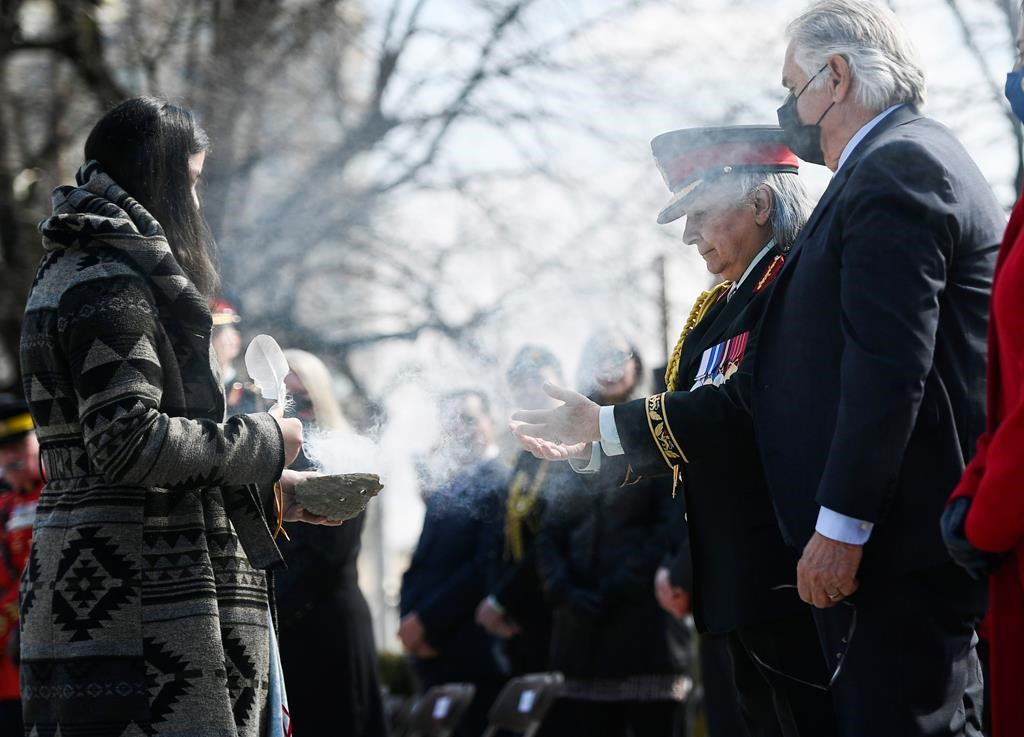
753, 106, 1002, 579
400, 457, 509, 681
486, 451, 585, 675
615, 247, 805, 633
536, 452, 689, 678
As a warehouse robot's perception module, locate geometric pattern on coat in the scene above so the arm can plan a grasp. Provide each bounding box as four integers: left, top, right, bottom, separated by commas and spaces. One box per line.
20, 161, 285, 736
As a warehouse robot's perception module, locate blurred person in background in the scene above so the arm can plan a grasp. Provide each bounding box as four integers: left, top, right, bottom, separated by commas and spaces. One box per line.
537, 334, 690, 737
655, 494, 750, 737
210, 298, 266, 415
475, 347, 587, 735
941, 6, 1024, 736
275, 349, 388, 737
399, 390, 509, 737
18, 96, 330, 737
0, 395, 42, 735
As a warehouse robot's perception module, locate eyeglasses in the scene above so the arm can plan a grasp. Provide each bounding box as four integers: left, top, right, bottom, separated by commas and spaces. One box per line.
745, 584, 857, 692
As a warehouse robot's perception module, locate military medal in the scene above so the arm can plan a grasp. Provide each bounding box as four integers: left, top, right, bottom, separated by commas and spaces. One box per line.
722, 331, 749, 382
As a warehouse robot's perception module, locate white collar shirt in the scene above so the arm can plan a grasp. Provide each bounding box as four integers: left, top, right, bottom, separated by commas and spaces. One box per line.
836, 104, 903, 172
727, 239, 776, 301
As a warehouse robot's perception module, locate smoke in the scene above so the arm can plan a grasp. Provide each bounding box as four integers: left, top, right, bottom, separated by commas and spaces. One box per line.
302, 427, 385, 479
298, 393, 502, 524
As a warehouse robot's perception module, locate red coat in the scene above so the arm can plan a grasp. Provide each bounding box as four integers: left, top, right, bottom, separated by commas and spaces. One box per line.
0, 480, 41, 701
950, 195, 1024, 737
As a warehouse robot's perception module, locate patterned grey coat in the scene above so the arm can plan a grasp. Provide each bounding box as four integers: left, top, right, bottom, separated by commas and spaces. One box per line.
19, 162, 287, 737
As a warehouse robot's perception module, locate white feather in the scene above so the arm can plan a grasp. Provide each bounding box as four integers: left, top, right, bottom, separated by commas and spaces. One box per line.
244, 334, 290, 405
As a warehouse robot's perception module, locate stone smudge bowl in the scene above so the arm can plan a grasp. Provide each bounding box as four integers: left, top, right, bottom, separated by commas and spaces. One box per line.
294, 473, 383, 522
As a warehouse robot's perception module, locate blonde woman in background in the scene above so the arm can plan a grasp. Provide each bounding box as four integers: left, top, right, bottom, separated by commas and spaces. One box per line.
283, 349, 349, 433
276, 349, 389, 737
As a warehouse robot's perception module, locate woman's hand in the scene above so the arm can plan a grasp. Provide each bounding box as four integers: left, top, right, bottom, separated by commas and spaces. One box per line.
269, 405, 304, 466
278, 469, 342, 526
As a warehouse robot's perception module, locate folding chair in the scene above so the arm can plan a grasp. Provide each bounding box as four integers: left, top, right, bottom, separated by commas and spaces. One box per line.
481, 672, 565, 737
406, 682, 477, 737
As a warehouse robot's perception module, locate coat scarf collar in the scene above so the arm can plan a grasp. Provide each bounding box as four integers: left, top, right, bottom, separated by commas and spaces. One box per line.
39, 160, 214, 339
38, 160, 224, 422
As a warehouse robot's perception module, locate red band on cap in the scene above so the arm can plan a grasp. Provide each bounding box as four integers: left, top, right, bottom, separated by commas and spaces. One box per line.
666, 143, 798, 190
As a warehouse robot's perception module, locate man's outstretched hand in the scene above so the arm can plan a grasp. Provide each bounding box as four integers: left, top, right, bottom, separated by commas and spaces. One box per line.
509, 382, 601, 461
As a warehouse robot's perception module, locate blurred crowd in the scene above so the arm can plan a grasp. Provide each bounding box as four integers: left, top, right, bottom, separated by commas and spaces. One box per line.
399, 337, 695, 737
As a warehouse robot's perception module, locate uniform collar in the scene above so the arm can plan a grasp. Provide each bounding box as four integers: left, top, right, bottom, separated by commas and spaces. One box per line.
728, 239, 776, 300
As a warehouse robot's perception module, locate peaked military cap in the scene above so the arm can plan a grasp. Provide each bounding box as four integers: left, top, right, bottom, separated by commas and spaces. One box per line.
652, 125, 799, 224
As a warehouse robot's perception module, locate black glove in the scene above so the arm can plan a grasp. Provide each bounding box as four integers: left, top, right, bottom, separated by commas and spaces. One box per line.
563, 587, 604, 621
941, 496, 1006, 580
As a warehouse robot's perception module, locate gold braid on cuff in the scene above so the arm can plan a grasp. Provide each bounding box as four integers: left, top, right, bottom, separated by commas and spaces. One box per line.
646, 393, 689, 498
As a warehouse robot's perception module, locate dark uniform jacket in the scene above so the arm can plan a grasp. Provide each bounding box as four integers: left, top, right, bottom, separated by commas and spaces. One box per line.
752, 106, 1002, 580
615, 247, 804, 634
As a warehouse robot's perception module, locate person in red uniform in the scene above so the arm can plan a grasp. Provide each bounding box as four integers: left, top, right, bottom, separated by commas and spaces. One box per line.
942, 11, 1024, 737
0, 395, 42, 735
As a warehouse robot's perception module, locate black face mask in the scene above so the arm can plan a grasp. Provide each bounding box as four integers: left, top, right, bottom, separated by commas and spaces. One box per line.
289, 392, 315, 420
777, 63, 835, 166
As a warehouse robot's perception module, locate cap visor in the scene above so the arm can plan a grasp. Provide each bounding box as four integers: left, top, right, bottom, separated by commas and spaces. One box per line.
657, 178, 702, 224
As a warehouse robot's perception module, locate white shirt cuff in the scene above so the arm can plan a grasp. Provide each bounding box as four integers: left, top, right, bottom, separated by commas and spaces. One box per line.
569, 443, 602, 474
599, 405, 625, 456
486, 595, 506, 615
815, 507, 873, 545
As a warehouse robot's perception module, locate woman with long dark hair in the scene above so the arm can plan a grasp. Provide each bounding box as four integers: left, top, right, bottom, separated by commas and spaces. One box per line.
19, 96, 335, 737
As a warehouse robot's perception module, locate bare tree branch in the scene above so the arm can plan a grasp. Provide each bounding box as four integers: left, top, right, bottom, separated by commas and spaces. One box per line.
944, 0, 1024, 191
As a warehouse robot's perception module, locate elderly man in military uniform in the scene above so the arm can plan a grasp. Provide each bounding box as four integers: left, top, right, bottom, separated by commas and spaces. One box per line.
512, 126, 837, 737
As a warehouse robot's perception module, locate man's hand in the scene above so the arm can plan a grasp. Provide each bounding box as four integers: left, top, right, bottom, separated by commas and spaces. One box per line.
510, 382, 601, 459
510, 429, 592, 462
475, 598, 521, 639
797, 531, 862, 608
412, 641, 439, 659
654, 566, 691, 620
398, 612, 429, 653
278, 470, 344, 526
